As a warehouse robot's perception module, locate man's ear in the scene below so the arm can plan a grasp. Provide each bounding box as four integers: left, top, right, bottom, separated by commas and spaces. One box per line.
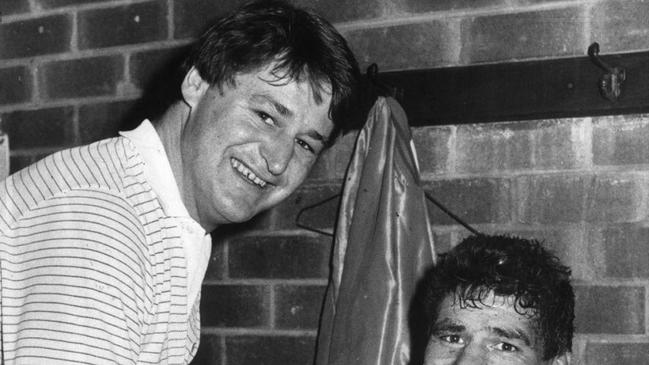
181, 66, 209, 108
550, 352, 572, 365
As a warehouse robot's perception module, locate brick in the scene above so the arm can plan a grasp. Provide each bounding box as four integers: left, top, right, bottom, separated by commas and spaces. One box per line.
130, 46, 189, 91
344, 21, 458, 71
175, 0, 382, 36
593, 114, 649, 166
602, 224, 649, 278
294, 0, 381, 23
226, 336, 316, 365
78, 100, 139, 144
200, 284, 269, 327
78, 1, 167, 49
275, 285, 326, 330
128, 46, 189, 123
522, 0, 582, 2
591, 0, 649, 53
585, 343, 649, 365
502, 227, 597, 280
403, 0, 502, 13
461, 8, 586, 64
173, 0, 240, 39
38, 0, 104, 8
1, 107, 75, 149
457, 118, 589, 173
585, 175, 646, 223
0, 66, 31, 105
40, 56, 124, 99
272, 184, 341, 230
190, 334, 223, 365
3, 0, 29, 15
457, 122, 531, 173
532, 118, 588, 170
514, 175, 586, 224
431, 230, 452, 254
228, 235, 332, 279
413, 126, 451, 175
0, 15, 72, 60
425, 178, 511, 225
204, 235, 226, 281
574, 285, 644, 334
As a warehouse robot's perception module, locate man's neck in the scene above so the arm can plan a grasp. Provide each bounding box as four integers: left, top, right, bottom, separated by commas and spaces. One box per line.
153, 102, 202, 228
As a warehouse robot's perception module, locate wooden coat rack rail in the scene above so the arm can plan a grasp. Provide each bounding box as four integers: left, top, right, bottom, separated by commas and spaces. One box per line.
371, 47, 649, 127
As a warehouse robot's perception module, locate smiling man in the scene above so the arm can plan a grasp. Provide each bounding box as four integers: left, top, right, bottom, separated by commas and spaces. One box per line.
0, 1, 360, 363
422, 235, 575, 365
162, 62, 335, 229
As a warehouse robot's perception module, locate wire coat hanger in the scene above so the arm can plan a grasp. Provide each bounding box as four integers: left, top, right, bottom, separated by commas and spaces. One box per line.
295, 64, 481, 237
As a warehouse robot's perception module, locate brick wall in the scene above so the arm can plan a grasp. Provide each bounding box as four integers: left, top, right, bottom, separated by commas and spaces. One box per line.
2, 0, 649, 364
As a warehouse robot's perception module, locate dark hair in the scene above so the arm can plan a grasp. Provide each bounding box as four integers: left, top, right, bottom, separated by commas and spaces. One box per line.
423, 234, 574, 360
181, 0, 361, 142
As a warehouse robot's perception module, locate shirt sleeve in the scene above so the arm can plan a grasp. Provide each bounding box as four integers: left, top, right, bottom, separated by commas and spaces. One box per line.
1, 187, 152, 364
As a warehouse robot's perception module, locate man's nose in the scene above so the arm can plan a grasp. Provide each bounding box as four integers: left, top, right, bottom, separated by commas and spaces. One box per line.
261, 134, 294, 176
453, 345, 486, 365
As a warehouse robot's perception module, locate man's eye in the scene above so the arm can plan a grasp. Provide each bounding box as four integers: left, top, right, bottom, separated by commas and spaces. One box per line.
494, 342, 519, 352
256, 111, 275, 126
296, 138, 314, 153
440, 335, 463, 344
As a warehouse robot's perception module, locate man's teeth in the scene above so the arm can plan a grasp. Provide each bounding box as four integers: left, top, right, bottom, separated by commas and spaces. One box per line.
231, 159, 267, 188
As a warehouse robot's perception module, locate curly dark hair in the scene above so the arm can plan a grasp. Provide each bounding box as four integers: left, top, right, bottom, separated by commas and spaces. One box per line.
181, 0, 361, 143
423, 234, 574, 360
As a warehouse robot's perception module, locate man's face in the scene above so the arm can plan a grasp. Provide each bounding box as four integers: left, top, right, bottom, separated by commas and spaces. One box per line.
424, 293, 562, 365
180, 63, 333, 230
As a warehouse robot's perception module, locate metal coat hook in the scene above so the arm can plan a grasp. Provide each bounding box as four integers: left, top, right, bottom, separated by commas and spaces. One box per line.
588, 42, 625, 102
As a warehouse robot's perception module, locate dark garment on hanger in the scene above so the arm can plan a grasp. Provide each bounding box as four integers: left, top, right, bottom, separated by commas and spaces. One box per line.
315, 96, 435, 365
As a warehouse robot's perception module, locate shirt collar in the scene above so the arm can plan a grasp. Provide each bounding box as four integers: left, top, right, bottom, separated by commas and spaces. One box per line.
122, 120, 211, 309
120, 119, 198, 223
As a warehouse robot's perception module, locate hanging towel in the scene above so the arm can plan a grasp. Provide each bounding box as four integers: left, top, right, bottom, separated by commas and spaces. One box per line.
315, 96, 436, 365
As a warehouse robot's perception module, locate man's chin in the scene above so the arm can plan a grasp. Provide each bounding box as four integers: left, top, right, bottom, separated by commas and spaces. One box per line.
220, 206, 265, 225
216, 195, 283, 225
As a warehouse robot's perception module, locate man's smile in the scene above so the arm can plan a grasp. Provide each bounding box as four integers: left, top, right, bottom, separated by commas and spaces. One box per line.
231, 158, 268, 188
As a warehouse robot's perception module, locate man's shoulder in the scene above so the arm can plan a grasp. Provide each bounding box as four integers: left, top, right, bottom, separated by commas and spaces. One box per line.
8, 135, 140, 189
0, 136, 155, 227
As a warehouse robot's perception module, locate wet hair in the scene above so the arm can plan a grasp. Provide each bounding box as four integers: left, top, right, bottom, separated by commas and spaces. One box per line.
181, 0, 361, 143
423, 234, 574, 360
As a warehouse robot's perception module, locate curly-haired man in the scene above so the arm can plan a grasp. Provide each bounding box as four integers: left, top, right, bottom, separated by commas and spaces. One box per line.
423, 234, 574, 365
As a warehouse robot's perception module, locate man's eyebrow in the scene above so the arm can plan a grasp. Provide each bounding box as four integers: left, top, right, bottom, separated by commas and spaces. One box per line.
251, 94, 329, 145
431, 319, 465, 334
305, 130, 328, 145
251, 94, 293, 118
490, 326, 532, 346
